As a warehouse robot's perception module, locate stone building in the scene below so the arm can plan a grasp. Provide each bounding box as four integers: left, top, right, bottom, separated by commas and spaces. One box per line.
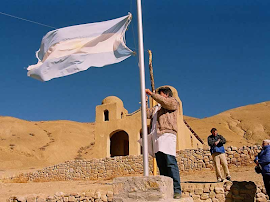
94, 86, 204, 158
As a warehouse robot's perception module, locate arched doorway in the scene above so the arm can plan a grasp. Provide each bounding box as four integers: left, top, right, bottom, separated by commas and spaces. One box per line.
110, 130, 129, 157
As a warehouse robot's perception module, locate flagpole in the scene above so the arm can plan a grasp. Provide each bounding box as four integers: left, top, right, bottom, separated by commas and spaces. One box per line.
136, 0, 149, 176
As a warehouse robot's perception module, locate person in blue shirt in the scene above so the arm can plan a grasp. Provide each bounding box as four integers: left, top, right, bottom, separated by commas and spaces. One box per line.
208, 128, 231, 182
255, 140, 270, 197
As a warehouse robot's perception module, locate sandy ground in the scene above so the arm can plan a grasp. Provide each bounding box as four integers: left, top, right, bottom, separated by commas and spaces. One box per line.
181, 165, 263, 183
0, 165, 264, 201
0, 180, 113, 201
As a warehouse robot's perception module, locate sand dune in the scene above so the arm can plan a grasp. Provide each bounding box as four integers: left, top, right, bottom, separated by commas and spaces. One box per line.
0, 101, 269, 170
0, 117, 95, 170
184, 101, 270, 147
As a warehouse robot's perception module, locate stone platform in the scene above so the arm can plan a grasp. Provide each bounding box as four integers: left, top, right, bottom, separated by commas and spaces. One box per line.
113, 176, 193, 202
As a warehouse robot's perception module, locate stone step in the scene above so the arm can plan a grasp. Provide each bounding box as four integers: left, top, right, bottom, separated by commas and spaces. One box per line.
113, 176, 195, 202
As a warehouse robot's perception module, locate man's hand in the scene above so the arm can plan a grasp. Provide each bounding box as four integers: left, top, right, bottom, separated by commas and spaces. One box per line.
145, 95, 148, 102
215, 139, 220, 145
145, 89, 153, 96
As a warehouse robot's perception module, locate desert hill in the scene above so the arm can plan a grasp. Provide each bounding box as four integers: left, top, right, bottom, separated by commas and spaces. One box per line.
0, 101, 269, 171
185, 101, 270, 147
0, 117, 95, 170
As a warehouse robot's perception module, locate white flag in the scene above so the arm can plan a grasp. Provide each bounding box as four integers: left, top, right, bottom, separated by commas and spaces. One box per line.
27, 13, 133, 81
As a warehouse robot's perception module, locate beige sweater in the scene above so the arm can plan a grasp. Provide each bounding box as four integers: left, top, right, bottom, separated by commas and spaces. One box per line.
146, 93, 179, 135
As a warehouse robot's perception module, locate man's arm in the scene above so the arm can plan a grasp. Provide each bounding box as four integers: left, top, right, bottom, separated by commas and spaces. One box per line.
208, 136, 216, 147
258, 149, 270, 165
218, 135, 226, 144
254, 156, 259, 165
151, 93, 178, 111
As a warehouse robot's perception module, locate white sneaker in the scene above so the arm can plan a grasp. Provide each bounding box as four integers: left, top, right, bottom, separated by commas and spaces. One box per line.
217, 178, 223, 182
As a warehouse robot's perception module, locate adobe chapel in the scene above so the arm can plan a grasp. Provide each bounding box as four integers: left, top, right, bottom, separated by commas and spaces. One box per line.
94, 85, 204, 158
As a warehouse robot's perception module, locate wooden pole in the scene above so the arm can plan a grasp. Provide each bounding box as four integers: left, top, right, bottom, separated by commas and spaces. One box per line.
148, 50, 157, 176
148, 50, 155, 92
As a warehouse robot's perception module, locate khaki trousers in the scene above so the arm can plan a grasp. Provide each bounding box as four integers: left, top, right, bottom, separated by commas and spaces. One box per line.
212, 153, 230, 180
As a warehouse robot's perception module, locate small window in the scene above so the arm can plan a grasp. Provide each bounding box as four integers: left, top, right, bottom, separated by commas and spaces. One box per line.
121, 112, 124, 119
104, 110, 109, 121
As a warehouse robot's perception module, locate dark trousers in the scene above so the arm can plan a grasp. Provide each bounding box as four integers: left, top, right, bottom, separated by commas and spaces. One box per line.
263, 174, 270, 197
155, 151, 181, 194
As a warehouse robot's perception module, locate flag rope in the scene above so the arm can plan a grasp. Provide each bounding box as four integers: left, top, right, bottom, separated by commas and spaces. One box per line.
0, 11, 57, 29
0, 10, 151, 53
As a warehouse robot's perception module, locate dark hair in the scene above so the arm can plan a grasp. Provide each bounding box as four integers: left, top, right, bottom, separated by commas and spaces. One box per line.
210, 128, 217, 133
158, 87, 173, 97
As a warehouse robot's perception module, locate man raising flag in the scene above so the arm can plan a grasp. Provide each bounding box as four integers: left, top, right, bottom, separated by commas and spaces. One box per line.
145, 87, 182, 199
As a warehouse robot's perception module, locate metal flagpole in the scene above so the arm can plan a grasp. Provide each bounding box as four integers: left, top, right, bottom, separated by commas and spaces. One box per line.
136, 0, 149, 176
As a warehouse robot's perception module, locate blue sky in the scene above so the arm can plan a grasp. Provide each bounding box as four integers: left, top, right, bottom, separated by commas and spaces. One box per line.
0, 0, 269, 122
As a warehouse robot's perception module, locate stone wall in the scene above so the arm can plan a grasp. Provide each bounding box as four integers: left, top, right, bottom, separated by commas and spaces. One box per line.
6, 145, 268, 202
8, 190, 113, 202
181, 181, 269, 202
7, 181, 269, 202
176, 145, 261, 172
7, 145, 261, 183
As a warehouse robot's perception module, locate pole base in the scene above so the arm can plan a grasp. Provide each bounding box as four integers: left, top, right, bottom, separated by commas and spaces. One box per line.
113, 175, 193, 202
